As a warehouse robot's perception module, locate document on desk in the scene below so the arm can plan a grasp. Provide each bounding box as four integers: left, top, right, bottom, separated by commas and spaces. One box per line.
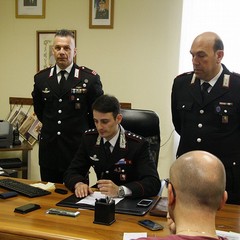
216, 230, 240, 240
123, 232, 147, 240
31, 182, 55, 190
77, 191, 123, 206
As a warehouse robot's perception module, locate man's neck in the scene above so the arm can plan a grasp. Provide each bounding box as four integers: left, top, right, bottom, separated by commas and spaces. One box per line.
56, 62, 73, 73
104, 127, 120, 145
175, 210, 218, 239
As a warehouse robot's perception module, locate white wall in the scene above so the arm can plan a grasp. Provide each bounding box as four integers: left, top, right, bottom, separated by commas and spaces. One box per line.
0, 0, 183, 182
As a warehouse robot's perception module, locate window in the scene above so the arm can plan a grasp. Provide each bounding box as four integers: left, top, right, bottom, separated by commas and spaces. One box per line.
179, 0, 240, 73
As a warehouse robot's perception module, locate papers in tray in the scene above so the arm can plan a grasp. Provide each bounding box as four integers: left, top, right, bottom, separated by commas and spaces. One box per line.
77, 191, 123, 205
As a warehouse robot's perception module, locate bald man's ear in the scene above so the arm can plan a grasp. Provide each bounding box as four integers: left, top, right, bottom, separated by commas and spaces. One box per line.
168, 184, 176, 206
218, 190, 228, 210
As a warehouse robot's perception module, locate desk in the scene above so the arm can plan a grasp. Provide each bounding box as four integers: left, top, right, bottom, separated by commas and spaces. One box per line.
0, 141, 32, 179
0, 177, 239, 240
216, 204, 240, 233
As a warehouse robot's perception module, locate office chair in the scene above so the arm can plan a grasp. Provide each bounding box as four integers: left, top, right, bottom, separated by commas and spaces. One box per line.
120, 108, 160, 166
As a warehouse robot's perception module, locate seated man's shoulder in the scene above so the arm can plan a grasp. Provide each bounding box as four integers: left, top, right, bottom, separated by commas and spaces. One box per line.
125, 131, 145, 143
84, 128, 98, 135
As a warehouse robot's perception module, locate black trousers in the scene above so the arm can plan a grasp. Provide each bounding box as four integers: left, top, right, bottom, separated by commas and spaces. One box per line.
225, 164, 240, 205
40, 166, 65, 184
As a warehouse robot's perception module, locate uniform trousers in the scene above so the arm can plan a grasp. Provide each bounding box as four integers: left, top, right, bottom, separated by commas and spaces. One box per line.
40, 166, 65, 183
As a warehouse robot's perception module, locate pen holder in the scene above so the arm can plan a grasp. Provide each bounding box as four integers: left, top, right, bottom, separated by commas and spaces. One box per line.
93, 198, 116, 225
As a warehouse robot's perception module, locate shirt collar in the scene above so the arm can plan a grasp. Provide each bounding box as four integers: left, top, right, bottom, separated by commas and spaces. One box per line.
200, 65, 223, 87
104, 126, 120, 147
56, 62, 73, 75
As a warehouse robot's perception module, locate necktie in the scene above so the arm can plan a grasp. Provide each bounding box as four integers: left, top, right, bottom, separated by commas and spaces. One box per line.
104, 141, 112, 160
201, 82, 211, 101
59, 70, 66, 91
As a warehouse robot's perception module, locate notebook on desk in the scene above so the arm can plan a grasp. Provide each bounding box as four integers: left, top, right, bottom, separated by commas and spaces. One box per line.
56, 194, 158, 216
149, 196, 168, 217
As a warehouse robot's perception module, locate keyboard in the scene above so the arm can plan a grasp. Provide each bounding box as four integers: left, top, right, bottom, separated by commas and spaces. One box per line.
0, 178, 51, 198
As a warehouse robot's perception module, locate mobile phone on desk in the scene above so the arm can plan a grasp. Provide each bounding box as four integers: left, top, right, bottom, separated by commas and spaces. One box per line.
14, 203, 40, 214
138, 219, 164, 231
137, 199, 153, 207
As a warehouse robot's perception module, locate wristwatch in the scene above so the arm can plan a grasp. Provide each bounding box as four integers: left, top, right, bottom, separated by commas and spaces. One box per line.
118, 186, 125, 198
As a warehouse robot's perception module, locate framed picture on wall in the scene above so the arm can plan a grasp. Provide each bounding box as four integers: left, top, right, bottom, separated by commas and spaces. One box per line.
89, 0, 114, 29
36, 30, 77, 72
15, 0, 46, 18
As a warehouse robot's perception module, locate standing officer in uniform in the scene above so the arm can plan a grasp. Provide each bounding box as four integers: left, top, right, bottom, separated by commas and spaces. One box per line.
171, 31, 240, 204
32, 29, 103, 183
95, 0, 109, 19
64, 94, 161, 198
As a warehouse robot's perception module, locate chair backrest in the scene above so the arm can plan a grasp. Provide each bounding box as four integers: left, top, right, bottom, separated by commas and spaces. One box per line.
120, 108, 160, 166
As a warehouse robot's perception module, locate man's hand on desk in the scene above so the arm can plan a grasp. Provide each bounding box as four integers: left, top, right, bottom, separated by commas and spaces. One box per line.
97, 179, 119, 197
74, 182, 93, 198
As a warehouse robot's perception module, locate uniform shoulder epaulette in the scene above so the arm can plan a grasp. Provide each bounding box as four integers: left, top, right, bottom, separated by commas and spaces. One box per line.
35, 66, 52, 76
176, 71, 193, 78
84, 128, 98, 135
80, 66, 98, 76
232, 72, 240, 78
125, 131, 144, 142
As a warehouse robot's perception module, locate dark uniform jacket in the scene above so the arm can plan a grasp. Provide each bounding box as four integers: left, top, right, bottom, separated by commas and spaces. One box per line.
95, 9, 109, 19
32, 64, 103, 172
171, 64, 240, 204
64, 126, 161, 198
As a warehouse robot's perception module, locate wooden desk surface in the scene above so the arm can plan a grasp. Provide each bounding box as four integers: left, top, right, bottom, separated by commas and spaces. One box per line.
216, 203, 240, 233
0, 177, 239, 240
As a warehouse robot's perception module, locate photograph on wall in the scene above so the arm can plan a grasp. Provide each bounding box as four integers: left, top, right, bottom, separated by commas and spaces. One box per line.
15, 0, 46, 18
89, 0, 114, 28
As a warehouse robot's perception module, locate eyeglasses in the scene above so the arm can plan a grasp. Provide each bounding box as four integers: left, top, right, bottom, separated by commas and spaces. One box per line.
164, 178, 176, 197
164, 178, 170, 187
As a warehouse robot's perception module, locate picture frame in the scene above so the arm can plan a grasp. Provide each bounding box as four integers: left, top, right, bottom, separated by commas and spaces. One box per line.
36, 30, 77, 72
89, 0, 114, 29
15, 0, 46, 19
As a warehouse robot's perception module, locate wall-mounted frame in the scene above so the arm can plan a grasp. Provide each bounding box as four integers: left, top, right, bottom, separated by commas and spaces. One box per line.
36, 30, 77, 72
89, 0, 114, 29
15, 0, 46, 19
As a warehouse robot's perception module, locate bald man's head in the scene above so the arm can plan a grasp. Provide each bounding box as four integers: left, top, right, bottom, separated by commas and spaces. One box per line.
170, 151, 226, 211
192, 32, 224, 52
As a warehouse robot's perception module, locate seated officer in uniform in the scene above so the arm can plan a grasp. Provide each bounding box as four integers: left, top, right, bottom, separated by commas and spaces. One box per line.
64, 94, 161, 198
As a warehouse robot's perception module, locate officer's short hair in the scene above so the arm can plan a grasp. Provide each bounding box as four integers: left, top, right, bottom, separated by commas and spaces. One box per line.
213, 38, 224, 52
92, 94, 120, 119
55, 29, 75, 39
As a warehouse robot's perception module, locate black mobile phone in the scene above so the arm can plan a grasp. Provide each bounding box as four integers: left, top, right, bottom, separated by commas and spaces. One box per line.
137, 199, 153, 207
138, 219, 164, 231
14, 203, 41, 214
55, 188, 68, 194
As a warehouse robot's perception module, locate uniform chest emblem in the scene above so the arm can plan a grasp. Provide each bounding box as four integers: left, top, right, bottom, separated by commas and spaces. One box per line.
42, 88, 50, 93
90, 155, 99, 161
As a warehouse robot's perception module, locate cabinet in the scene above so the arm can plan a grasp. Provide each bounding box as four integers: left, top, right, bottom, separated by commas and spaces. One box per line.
0, 141, 32, 179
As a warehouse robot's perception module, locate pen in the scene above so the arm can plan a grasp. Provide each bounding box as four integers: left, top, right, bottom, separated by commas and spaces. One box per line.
106, 196, 112, 204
